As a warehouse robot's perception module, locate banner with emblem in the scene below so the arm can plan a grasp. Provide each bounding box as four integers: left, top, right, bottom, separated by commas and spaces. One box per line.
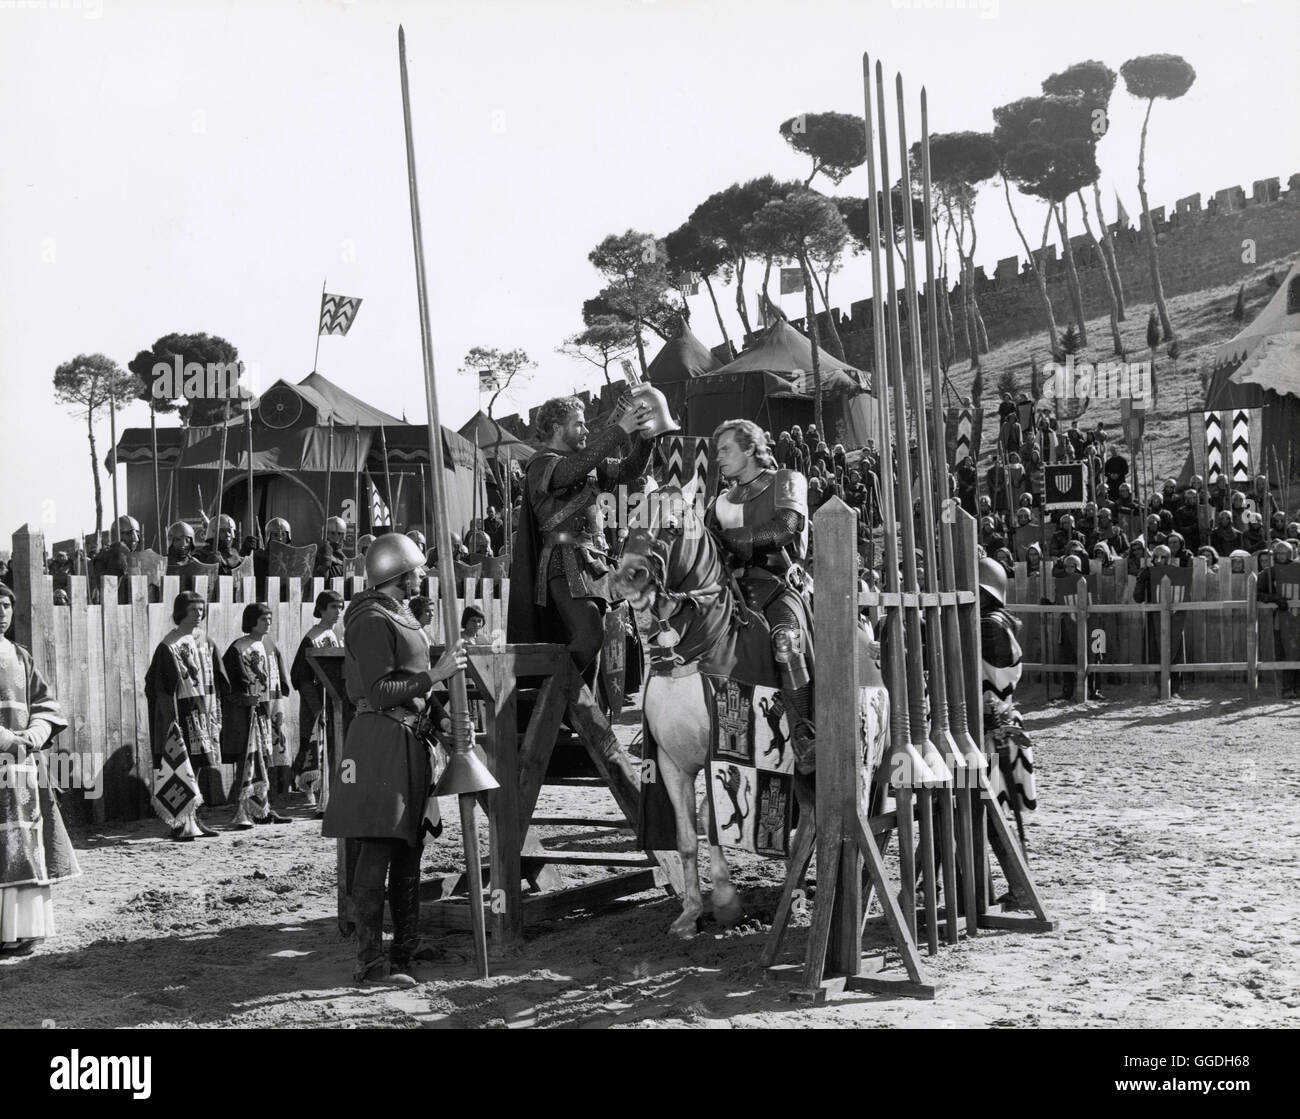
1044, 462, 1088, 511
704, 677, 796, 857
1271, 562, 1300, 615
600, 603, 629, 713
151, 723, 203, 828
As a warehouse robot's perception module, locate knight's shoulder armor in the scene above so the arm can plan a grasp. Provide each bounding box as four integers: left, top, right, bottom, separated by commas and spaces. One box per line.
772, 469, 808, 517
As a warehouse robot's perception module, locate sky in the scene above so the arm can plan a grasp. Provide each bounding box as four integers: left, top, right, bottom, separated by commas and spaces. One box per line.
2, 0, 1297, 541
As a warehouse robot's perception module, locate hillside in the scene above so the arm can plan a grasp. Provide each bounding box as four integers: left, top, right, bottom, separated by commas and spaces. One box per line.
942, 252, 1299, 488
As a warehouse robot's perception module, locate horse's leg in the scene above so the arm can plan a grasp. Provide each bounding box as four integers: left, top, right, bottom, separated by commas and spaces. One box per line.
656, 744, 704, 938
706, 786, 743, 927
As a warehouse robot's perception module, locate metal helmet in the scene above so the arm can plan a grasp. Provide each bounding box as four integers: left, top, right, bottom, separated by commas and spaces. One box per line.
978, 555, 1008, 605
405, 529, 427, 551
325, 516, 347, 536
364, 533, 426, 587
356, 533, 375, 554
168, 520, 195, 541
115, 514, 142, 540
209, 513, 236, 539
265, 517, 292, 543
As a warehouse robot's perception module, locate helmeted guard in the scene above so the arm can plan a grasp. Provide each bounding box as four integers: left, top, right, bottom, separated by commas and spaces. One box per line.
165, 520, 198, 573
706, 420, 816, 771
314, 516, 348, 579
323, 533, 466, 985
248, 517, 293, 580
193, 514, 243, 574
978, 556, 1037, 849
91, 514, 142, 578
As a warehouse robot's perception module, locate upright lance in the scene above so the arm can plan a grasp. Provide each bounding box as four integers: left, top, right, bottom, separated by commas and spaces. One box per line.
875, 61, 950, 954
398, 25, 497, 980
922, 85, 986, 934
862, 55, 929, 940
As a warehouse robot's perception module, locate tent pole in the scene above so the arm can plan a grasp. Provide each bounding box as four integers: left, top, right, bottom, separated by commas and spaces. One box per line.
353, 422, 362, 550
381, 423, 394, 530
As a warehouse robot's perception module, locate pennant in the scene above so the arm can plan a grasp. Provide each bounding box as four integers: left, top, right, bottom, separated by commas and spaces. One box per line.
1114, 190, 1131, 228
1204, 411, 1224, 485
779, 267, 805, 295
319, 292, 363, 336
478, 369, 499, 393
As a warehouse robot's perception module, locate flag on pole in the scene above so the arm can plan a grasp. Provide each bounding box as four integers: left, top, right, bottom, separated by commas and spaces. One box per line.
755, 289, 768, 329
780, 267, 804, 294
1113, 190, 1131, 228
478, 369, 498, 392
319, 292, 364, 335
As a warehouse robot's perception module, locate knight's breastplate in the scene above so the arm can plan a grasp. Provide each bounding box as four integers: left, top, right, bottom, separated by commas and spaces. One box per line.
536, 479, 603, 540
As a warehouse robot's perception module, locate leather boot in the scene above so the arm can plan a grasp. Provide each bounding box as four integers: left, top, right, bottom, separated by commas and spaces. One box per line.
565, 680, 621, 760
352, 885, 388, 983
387, 871, 423, 979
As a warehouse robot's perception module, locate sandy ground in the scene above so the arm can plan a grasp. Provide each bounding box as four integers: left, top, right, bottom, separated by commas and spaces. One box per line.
3, 687, 1298, 1030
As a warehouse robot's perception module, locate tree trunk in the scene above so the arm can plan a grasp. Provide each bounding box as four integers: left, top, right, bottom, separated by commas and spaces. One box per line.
962, 255, 980, 370
633, 326, 648, 376
87, 407, 104, 539
703, 274, 733, 357
807, 261, 846, 361
799, 250, 824, 437
1092, 180, 1127, 319
939, 257, 956, 368
971, 286, 989, 353
150, 403, 163, 550
1002, 173, 1061, 354
734, 257, 753, 336
1137, 97, 1175, 343
1054, 201, 1089, 348
1077, 188, 1124, 356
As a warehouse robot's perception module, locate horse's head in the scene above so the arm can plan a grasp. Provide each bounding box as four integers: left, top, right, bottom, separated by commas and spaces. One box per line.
613, 484, 704, 614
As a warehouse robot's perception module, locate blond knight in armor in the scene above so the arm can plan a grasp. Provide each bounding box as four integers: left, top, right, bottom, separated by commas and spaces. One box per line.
706, 420, 816, 772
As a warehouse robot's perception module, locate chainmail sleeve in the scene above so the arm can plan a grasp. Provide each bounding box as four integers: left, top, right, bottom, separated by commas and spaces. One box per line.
720, 509, 805, 561
546, 425, 632, 491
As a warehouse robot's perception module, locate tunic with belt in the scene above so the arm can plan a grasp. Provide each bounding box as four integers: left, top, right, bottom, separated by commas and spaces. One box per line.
322, 589, 434, 846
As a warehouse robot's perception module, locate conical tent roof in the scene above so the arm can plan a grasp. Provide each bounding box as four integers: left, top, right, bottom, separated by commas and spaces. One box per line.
1208, 260, 1300, 406
458, 410, 535, 463
646, 325, 724, 385
706, 319, 871, 394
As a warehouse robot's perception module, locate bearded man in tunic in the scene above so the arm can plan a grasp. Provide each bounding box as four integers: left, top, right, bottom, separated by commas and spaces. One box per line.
506, 395, 657, 759
0, 582, 80, 953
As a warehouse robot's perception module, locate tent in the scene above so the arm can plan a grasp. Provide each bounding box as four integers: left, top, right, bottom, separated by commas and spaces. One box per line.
110, 372, 487, 546
458, 410, 536, 465
646, 323, 723, 422
684, 319, 877, 447
1204, 260, 1300, 488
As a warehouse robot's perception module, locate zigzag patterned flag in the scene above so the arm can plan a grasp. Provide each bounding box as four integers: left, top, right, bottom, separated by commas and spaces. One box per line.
319, 292, 363, 336
948, 405, 979, 463
1204, 411, 1224, 485
1231, 409, 1251, 483
658, 435, 711, 501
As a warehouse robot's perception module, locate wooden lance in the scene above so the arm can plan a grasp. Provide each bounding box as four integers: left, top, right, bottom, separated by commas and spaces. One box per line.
398, 25, 497, 979
245, 397, 257, 544
862, 55, 932, 943
922, 85, 985, 933
352, 422, 362, 552
876, 59, 951, 953
896, 72, 964, 946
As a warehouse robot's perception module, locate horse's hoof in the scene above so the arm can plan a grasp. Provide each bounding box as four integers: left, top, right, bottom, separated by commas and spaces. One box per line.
670, 913, 703, 939
712, 896, 744, 928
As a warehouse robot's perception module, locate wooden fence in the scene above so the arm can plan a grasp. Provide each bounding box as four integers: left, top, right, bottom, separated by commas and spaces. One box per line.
7, 526, 510, 823
1002, 555, 1291, 698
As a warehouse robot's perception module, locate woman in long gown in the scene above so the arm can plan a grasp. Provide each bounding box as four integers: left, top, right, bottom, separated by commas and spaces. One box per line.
0, 582, 80, 953
221, 603, 292, 828
290, 591, 343, 813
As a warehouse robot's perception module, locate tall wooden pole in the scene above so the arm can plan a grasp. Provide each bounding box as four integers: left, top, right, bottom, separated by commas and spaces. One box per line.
245, 398, 257, 544
323, 416, 335, 531
150, 403, 163, 550
380, 424, 394, 530
108, 386, 121, 532
215, 404, 229, 534
353, 422, 362, 548
313, 279, 325, 374
923, 85, 984, 934
862, 55, 926, 945
399, 25, 495, 979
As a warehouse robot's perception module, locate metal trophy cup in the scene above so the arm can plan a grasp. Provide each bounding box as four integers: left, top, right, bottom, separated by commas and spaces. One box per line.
613, 358, 680, 437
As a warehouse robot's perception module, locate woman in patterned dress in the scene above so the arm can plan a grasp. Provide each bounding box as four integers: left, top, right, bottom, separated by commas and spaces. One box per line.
290, 591, 343, 813
221, 603, 292, 828
0, 582, 80, 952
144, 591, 229, 841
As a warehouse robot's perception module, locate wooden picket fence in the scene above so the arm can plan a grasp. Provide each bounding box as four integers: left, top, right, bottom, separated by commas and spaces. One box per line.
7, 526, 509, 823
1002, 555, 1290, 699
